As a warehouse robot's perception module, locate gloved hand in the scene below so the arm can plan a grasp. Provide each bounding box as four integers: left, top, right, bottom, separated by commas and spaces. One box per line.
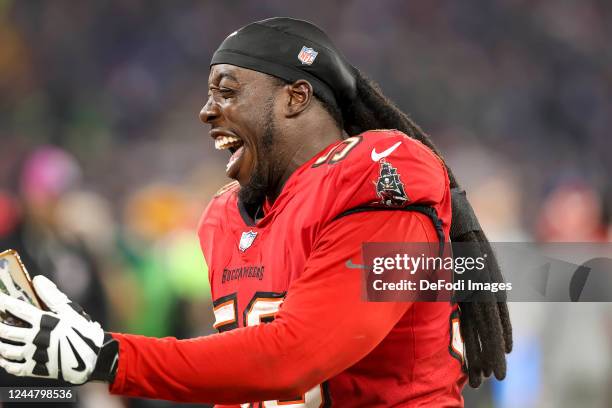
0, 275, 118, 384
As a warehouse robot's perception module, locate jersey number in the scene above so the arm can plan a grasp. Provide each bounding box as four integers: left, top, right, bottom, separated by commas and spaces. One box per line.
312, 136, 362, 167
213, 293, 329, 408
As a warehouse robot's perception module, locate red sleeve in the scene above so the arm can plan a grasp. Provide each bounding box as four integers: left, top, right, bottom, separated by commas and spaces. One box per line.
109, 210, 438, 404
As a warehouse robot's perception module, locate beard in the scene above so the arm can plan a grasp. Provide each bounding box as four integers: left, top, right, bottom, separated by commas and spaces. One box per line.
238, 100, 277, 215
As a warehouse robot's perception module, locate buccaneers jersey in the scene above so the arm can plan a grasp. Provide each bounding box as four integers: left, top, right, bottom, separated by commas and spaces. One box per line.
109, 130, 467, 407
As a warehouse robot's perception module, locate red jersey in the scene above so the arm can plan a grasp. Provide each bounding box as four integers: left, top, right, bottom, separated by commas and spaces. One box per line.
109, 130, 467, 407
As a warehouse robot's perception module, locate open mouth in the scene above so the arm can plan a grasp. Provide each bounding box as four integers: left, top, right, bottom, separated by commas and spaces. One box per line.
214, 134, 246, 177
214, 135, 243, 152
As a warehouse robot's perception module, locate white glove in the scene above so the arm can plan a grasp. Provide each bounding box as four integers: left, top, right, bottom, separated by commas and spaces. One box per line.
0, 275, 106, 384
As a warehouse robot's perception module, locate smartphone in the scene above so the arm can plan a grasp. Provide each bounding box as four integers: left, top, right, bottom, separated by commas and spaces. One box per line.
0, 249, 44, 327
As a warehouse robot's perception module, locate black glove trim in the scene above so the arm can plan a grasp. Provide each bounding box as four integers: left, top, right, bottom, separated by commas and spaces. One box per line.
31, 314, 59, 376
89, 332, 119, 383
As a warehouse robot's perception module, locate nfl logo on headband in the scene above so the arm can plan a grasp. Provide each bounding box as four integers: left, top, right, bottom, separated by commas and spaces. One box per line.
298, 46, 318, 65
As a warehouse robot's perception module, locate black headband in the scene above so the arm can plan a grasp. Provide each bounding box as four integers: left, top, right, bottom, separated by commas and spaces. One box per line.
210, 17, 357, 106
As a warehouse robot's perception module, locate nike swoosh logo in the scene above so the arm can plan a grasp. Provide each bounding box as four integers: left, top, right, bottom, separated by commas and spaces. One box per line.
67, 337, 86, 372
371, 141, 402, 162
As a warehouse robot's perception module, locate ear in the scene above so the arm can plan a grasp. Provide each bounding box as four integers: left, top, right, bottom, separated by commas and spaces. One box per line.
284, 80, 313, 117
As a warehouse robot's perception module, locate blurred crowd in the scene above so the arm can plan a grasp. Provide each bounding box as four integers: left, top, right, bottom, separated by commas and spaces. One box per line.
0, 0, 611, 407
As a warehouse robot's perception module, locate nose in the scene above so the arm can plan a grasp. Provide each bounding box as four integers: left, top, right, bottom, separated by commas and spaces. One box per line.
200, 96, 220, 124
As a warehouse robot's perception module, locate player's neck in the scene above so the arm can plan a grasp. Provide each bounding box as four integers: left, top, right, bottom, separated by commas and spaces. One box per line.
267, 120, 343, 203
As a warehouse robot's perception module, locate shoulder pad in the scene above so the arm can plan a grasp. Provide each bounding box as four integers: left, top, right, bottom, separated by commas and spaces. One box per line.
199, 181, 239, 234
322, 130, 448, 209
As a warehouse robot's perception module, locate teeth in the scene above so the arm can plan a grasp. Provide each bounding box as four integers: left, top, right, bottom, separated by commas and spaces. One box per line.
215, 136, 242, 150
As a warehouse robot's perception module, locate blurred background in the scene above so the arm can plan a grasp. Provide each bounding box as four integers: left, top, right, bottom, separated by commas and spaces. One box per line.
0, 0, 611, 407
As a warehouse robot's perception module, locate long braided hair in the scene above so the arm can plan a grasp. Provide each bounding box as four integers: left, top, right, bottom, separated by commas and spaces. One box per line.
306, 70, 513, 387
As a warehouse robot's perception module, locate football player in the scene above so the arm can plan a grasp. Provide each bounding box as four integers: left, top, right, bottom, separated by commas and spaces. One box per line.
0, 18, 512, 407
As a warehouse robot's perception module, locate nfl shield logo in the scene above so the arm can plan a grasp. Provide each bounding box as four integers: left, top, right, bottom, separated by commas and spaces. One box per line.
239, 230, 258, 252
298, 46, 318, 65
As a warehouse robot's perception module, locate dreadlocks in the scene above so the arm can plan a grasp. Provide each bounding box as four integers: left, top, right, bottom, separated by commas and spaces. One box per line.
312, 70, 513, 388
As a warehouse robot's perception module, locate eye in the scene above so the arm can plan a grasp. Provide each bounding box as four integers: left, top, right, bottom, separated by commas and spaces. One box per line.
219, 88, 235, 98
